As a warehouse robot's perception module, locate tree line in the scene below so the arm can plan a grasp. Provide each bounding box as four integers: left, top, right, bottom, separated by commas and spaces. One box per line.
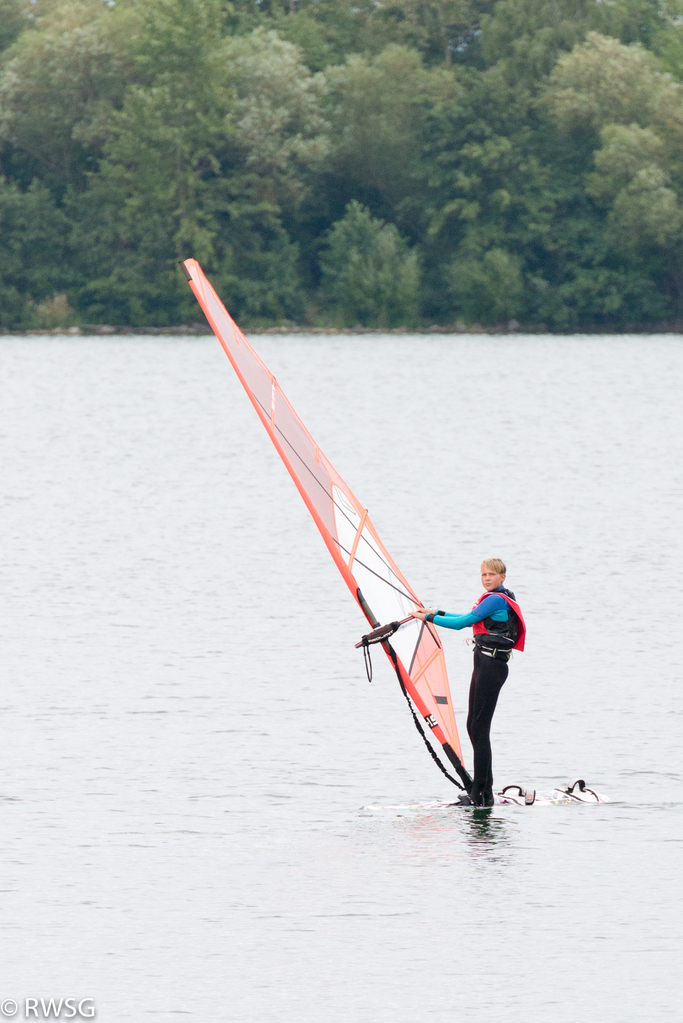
3, 0, 683, 330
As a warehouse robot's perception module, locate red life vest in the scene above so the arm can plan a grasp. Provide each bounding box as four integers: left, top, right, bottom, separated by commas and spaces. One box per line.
472, 590, 526, 652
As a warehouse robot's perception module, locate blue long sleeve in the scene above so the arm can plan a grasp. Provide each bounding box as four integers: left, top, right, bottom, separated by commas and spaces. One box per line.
429, 593, 509, 631
430, 611, 481, 630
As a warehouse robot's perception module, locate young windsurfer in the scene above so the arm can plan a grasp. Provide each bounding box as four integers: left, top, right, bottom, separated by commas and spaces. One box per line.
409, 559, 526, 807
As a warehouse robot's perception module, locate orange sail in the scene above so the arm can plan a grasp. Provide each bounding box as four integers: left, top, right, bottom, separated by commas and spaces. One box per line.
182, 259, 472, 790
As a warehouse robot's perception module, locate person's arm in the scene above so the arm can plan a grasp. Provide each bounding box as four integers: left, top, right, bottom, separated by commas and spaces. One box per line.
411, 594, 508, 631
426, 610, 480, 630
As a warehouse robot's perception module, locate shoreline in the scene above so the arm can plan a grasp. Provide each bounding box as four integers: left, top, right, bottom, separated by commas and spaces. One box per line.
4, 321, 683, 337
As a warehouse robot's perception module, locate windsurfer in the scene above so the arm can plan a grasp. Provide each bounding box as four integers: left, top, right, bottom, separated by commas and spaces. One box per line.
409, 559, 526, 807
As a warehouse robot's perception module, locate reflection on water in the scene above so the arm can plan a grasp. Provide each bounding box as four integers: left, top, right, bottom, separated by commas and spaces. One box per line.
361, 801, 517, 868
462, 809, 514, 857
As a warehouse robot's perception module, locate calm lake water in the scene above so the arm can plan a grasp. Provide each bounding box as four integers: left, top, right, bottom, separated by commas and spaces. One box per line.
1, 333, 682, 1022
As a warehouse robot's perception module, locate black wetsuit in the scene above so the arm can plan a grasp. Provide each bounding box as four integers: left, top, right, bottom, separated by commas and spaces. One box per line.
467, 647, 509, 806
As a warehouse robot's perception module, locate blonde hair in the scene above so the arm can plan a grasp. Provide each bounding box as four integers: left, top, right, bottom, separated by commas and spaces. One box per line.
481, 558, 506, 575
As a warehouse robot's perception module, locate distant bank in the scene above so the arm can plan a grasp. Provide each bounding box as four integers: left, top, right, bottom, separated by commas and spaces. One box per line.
4, 322, 683, 338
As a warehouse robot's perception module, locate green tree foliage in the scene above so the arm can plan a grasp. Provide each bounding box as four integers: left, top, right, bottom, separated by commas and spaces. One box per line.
249, 2, 368, 71
588, 125, 683, 249
224, 28, 329, 210
541, 31, 683, 320
544, 31, 683, 135
478, 0, 660, 82
3, 0, 683, 329
448, 247, 524, 324
0, 0, 139, 188
320, 200, 420, 326
353, 0, 490, 65
0, 0, 28, 53
323, 45, 454, 227
0, 177, 72, 326
65, 2, 319, 325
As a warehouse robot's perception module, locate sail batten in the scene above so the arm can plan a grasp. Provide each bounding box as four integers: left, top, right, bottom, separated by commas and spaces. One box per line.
183, 258, 470, 787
